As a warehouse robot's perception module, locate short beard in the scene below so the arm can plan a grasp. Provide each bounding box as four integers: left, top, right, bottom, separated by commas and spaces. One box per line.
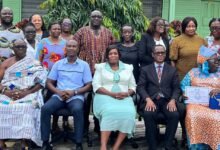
1, 20, 13, 26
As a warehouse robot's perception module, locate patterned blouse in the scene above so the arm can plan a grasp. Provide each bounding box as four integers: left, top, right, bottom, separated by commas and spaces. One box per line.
181, 68, 220, 93
206, 36, 220, 54
36, 38, 66, 70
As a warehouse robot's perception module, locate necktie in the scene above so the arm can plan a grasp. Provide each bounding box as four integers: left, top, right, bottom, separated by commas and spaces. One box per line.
157, 65, 162, 82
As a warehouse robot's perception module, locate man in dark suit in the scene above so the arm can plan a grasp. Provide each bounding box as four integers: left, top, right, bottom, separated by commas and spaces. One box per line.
137, 44, 180, 150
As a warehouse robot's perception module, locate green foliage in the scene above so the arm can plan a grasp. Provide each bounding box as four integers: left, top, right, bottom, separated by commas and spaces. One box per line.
40, 0, 149, 41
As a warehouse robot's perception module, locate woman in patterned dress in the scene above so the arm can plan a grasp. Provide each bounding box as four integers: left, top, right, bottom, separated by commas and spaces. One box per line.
36, 21, 66, 71
181, 46, 220, 150
92, 45, 136, 150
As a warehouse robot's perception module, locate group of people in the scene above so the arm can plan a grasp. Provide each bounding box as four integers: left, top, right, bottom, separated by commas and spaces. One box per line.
0, 6, 219, 150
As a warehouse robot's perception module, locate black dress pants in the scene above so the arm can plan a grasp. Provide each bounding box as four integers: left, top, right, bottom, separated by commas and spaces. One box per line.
143, 98, 179, 150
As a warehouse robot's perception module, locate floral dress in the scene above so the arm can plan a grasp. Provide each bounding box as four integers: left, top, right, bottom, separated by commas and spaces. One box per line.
181, 68, 220, 150
36, 38, 66, 70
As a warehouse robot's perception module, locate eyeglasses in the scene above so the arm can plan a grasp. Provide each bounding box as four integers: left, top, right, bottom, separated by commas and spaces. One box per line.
14, 45, 27, 49
210, 26, 220, 31
25, 30, 36, 34
153, 51, 166, 55
91, 15, 102, 19
156, 24, 165, 27
186, 25, 196, 29
62, 22, 72, 26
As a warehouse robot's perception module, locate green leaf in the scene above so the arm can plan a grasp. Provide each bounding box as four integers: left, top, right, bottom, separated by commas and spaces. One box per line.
41, 0, 150, 40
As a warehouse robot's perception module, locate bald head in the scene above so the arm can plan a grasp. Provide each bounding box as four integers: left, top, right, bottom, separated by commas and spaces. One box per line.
13, 39, 27, 59
66, 39, 78, 46
66, 39, 79, 58
1, 7, 13, 13
90, 10, 102, 28
90, 10, 102, 17
1, 7, 13, 25
13, 38, 25, 44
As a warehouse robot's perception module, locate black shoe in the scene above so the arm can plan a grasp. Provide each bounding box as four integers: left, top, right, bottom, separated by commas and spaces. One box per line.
76, 143, 83, 150
41, 142, 52, 150
181, 138, 188, 148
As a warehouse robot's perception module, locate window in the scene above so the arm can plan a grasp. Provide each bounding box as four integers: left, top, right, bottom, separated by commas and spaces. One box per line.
142, 0, 163, 19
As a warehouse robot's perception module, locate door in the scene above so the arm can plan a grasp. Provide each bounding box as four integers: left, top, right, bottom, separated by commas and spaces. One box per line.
199, 0, 220, 37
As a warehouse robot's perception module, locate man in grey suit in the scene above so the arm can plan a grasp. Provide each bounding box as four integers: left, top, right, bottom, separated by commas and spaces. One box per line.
137, 44, 180, 150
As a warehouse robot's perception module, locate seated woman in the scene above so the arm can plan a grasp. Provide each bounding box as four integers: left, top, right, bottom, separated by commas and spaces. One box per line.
181, 46, 220, 150
0, 39, 47, 149
92, 45, 136, 150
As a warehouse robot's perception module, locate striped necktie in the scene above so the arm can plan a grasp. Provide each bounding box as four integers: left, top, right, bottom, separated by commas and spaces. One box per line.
157, 65, 162, 82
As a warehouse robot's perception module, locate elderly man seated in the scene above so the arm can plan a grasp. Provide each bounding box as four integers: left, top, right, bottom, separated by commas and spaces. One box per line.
0, 39, 47, 149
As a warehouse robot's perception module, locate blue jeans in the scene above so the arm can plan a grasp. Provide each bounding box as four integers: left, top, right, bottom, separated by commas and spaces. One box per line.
41, 96, 84, 143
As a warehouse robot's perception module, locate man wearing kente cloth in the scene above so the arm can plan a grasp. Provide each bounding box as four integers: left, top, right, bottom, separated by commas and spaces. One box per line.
0, 39, 47, 149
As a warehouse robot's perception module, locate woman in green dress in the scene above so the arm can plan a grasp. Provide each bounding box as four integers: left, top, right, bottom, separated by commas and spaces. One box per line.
92, 45, 136, 150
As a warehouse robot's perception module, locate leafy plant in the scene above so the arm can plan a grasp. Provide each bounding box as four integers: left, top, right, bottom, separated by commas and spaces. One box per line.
40, 0, 149, 41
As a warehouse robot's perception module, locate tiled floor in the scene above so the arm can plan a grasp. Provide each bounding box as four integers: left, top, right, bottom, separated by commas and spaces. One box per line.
5, 116, 186, 150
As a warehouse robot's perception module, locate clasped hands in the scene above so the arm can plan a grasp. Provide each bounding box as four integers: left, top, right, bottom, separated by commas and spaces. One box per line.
145, 98, 177, 112
57, 90, 75, 101
4, 88, 29, 100
112, 92, 129, 100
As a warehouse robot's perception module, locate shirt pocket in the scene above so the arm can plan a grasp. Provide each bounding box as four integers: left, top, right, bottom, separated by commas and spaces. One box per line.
58, 66, 84, 84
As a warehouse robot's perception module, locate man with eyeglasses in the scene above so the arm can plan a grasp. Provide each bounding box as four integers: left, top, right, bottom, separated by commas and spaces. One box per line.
0, 7, 24, 63
73, 10, 115, 74
137, 44, 180, 150
0, 39, 47, 149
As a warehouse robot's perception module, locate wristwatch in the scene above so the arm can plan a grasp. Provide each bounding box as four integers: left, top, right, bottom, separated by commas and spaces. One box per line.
74, 90, 78, 95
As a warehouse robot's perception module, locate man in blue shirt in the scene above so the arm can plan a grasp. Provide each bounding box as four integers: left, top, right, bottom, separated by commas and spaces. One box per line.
41, 39, 92, 150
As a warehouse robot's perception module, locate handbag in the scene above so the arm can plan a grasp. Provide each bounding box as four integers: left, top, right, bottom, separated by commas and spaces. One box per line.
209, 94, 220, 110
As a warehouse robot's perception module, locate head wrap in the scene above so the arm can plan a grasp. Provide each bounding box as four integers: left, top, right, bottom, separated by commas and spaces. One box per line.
197, 45, 217, 75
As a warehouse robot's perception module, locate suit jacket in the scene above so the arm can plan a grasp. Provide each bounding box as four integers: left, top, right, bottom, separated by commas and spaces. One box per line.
137, 63, 180, 106
138, 33, 170, 67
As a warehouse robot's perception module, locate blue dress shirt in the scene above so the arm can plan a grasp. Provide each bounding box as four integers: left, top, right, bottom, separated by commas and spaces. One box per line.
48, 58, 92, 102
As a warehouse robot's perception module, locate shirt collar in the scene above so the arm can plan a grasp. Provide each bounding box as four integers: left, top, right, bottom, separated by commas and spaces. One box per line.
154, 62, 164, 68
63, 57, 79, 64
105, 61, 125, 73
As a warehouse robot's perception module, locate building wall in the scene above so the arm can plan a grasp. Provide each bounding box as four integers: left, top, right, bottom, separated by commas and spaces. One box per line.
22, 0, 47, 19
162, 0, 220, 37
162, 0, 169, 20
142, 0, 162, 19
4, 0, 220, 38
3, 0, 21, 24
2, 0, 46, 23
